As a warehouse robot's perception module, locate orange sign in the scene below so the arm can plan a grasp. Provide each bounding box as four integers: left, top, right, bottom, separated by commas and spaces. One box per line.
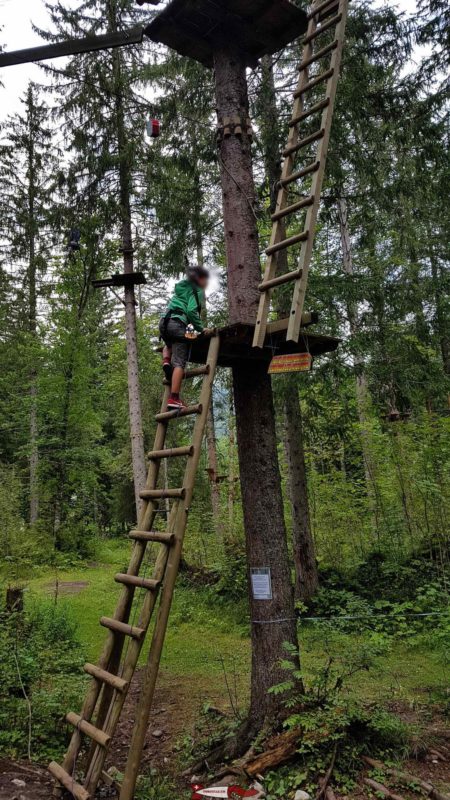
268, 353, 312, 374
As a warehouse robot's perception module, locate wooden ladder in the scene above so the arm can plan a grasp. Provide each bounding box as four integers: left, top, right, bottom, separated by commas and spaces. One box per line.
49, 333, 220, 800
253, 0, 349, 348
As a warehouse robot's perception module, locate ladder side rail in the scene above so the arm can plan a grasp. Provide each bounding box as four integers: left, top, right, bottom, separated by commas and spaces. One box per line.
253, 15, 317, 348
119, 334, 221, 800
56, 387, 170, 792
287, 0, 349, 341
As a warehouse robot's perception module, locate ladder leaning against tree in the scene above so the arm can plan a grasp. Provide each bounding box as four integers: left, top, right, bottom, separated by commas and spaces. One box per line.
253, 0, 349, 348
49, 333, 220, 800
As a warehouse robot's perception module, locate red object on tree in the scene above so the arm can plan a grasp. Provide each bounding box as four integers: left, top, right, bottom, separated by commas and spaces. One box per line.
147, 118, 160, 138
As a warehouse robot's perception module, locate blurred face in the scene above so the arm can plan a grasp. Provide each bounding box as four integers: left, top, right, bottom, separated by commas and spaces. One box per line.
196, 275, 209, 290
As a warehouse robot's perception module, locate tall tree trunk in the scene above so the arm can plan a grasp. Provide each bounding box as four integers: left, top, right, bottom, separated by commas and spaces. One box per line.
283, 390, 318, 603
214, 46, 300, 731
27, 88, 39, 526
337, 198, 379, 512
111, 40, 146, 518
259, 56, 318, 603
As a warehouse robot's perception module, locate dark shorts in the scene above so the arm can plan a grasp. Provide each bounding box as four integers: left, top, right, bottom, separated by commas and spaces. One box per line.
159, 316, 189, 369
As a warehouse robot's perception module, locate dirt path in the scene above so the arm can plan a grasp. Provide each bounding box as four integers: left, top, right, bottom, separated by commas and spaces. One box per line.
1, 684, 448, 800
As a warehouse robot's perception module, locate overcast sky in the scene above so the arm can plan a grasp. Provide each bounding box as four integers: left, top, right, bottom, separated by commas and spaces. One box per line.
1, 0, 419, 121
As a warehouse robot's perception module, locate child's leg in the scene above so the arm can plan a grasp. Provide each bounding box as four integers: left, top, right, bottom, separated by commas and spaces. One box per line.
171, 366, 184, 395
162, 344, 172, 364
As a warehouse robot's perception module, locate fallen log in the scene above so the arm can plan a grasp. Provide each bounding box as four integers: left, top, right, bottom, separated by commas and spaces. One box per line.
244, 729, 300, 775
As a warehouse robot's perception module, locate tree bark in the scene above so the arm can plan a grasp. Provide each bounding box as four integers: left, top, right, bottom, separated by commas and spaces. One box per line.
214, 45, 300, 729
111, 38, 147, 518
26, 87, 39, 526
283, 389, 318, 603
258, 56, 318, 604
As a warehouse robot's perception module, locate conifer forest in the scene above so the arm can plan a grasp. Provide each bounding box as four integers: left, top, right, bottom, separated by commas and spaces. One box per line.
0, 0, 448, 798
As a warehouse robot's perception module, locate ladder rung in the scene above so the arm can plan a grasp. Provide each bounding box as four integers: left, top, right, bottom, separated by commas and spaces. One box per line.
303, 13, 342, 44
279, 160, 320, 186
155, 404, 202, 422
259, 269, 303, 292
48, 762, 90, 800
148, 445, 194, 460
185, 365, 210, 379
294, 68, 334, 98
66, 712, 111, 748
266, 311, 319, 334
114, 573, 160, 591
271, 195, 314, 221
265, 230, 309, 256
299, 39, 338, 71
84, 663, 128, 692
308, 0, 339, 19
163, 365, 210, 385
129, 530, 176, 545
290, 97, 330, 127
140, 487, 185, 500
284, 128, 324, 158
100, 617, 146, 640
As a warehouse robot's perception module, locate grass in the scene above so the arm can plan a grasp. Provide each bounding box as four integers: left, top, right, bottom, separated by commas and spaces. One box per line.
22, 540, 447, 719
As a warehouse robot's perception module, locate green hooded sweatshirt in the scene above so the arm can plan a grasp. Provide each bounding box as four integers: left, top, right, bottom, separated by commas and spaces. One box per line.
168, 279, 205, 331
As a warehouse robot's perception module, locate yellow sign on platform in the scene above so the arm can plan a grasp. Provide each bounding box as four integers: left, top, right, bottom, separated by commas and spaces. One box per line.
268, 353, 312, 374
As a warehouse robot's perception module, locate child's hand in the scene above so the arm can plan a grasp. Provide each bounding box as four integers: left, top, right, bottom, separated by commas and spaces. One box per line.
202, 327, 216, 337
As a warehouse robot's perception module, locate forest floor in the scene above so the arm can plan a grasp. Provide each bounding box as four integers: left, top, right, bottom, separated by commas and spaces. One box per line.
1, 542, 448, 800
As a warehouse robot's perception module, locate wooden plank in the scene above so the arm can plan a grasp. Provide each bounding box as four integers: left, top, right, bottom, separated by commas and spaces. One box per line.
48, 762, 90, 800
289, 98, 330, 128
139, 488, 185, 500
83, 664, 128, 693
283, 127, 324, 157
294, 68, 334, 98
271, 195, 314, 221
155, 404, 202, 422
119, 335, 221, 800
266, 311, 319, 334
66, 713, 111, 748
279, 160, 320, 187
298, 39, 338, 71
308, 0, 339, 19
259, 269, 303, 292
148, 445, 194, 460
129, 530, 175, 545
266, 231, 309, 256
114, 574, 160, 591
99, 618, 146, 640
303, 12, 342, 44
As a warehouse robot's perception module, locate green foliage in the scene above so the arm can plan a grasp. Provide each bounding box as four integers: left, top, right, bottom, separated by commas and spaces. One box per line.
0, 599, 85, 762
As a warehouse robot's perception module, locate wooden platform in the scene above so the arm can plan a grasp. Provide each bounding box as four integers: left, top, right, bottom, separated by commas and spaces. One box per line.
188, 323, 340, 367
145, 0, 308, 67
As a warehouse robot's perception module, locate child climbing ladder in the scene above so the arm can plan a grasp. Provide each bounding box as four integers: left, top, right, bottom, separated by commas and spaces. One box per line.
159, 265, 213, 410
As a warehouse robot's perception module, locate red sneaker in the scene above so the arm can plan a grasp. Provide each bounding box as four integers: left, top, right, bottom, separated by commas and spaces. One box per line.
167, 395, 187, 410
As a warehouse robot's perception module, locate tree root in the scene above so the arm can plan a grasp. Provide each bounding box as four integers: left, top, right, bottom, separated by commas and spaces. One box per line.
362, 756, 450, 800
317, 741, 338, 800
364, 777, 406, 800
